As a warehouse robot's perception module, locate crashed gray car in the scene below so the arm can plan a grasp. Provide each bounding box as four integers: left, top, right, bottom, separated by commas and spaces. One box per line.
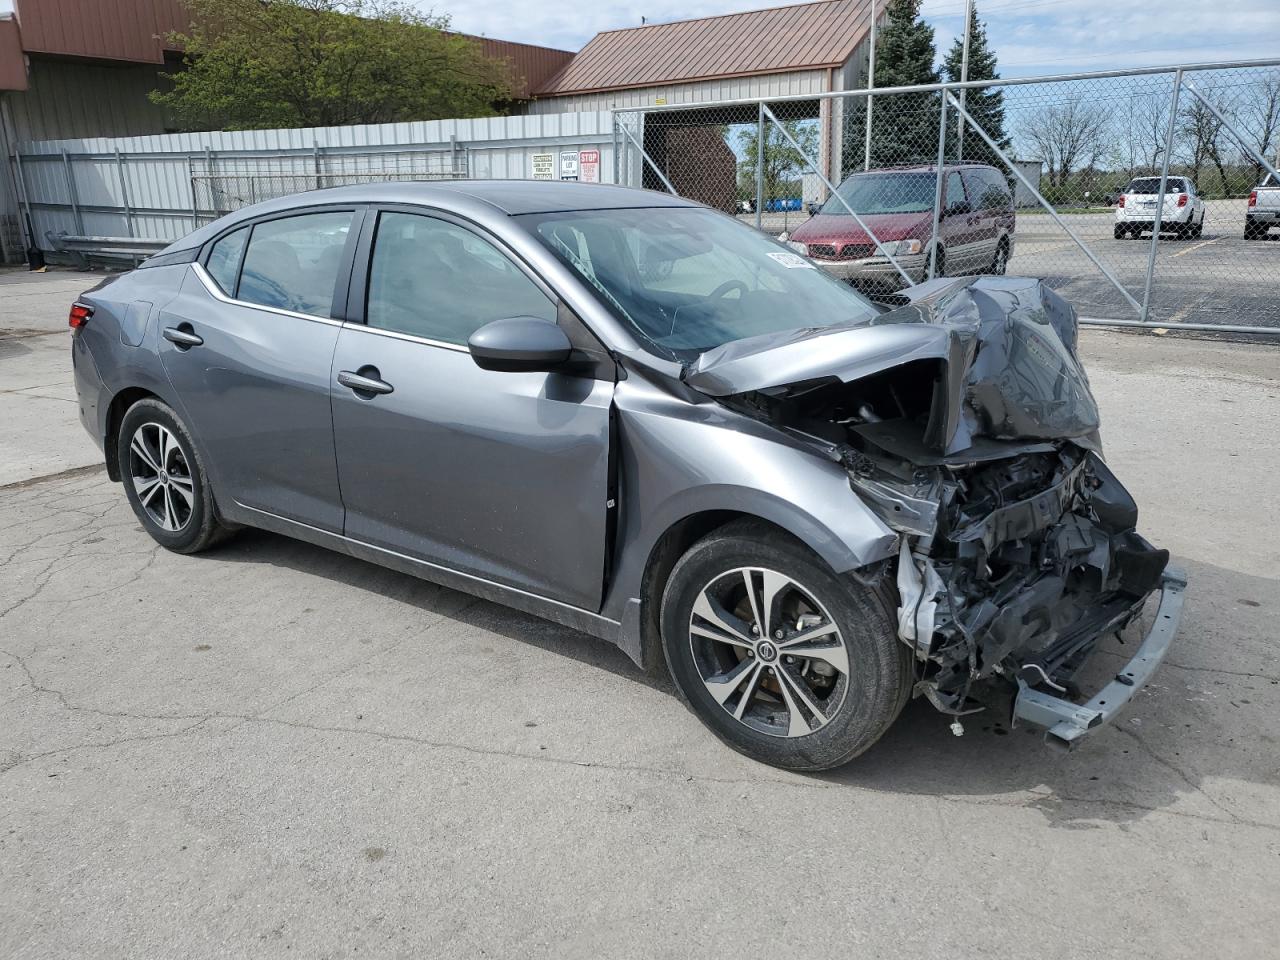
70, 182, 1184, 770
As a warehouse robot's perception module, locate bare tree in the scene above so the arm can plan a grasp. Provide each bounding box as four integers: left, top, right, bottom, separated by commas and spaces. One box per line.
1236, 73, 1280, 183
1179, 92, 1228, 194
1016, 98, 1111, 187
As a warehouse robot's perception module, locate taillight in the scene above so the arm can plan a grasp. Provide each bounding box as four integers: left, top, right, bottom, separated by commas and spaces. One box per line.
1118, 195, 1125, 207
1249, 191, 1258, 207
68, 304, 93, 330
1176, 193, 1188, 207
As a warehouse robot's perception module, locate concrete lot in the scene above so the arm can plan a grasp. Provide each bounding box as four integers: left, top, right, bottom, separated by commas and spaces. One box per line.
1, 268, 1279, 959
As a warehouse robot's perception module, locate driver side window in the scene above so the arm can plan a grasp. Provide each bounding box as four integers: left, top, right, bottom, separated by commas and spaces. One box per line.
366, 212, 557, 345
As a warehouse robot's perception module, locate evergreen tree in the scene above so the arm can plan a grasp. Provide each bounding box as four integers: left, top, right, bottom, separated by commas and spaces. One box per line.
942, 5, 1010, 168
842, 0, 940, 174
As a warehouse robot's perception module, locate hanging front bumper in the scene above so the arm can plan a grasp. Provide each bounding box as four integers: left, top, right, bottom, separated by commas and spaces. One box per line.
1011, 567, 1187, 751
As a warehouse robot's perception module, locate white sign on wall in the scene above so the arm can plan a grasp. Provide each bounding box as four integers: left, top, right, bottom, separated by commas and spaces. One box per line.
559, 151, 580, 181
579, 149, 600, 183
531, 153, 555, 179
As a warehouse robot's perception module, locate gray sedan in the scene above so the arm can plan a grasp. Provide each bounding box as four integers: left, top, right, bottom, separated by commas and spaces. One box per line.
70, 181, 1183, 770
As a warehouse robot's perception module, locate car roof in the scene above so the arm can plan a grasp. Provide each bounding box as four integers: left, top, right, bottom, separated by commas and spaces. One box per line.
850, 163, 998, 174
161, 179, 699, 255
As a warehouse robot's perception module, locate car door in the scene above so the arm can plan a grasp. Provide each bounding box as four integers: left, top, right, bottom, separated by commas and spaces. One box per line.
158, 206, 363, 532
330, 207, 614, 611
961, 169, 1000, 270
941, 170, 983, 272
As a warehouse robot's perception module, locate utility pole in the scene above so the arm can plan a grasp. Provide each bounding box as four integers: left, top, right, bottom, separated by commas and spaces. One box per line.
956, 0, 973, 161
863, 0, 876, 170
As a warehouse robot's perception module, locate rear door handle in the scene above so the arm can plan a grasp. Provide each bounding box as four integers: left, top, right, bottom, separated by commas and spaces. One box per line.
338, 368, 394, 396
162, 325, 203, 348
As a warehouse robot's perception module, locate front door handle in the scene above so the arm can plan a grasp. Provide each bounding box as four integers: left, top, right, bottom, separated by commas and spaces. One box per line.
162, 325, 203, 349
338, 368, 394, 397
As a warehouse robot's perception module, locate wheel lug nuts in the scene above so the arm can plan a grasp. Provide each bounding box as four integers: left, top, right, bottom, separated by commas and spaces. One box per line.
774, 630, 784, 640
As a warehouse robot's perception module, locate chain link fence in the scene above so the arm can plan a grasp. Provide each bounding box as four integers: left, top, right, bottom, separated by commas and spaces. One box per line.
615, 59, 1280, 334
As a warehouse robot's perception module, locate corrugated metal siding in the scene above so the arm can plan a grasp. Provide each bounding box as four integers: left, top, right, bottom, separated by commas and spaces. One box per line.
13, 0, 186, 63
528, 70, 832, 114
537, 0, 870, 96
14, 110, 620, 248
5, 58, 171, 142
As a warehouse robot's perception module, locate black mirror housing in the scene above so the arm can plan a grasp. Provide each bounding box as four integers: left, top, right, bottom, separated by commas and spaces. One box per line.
468, 316, 573, 373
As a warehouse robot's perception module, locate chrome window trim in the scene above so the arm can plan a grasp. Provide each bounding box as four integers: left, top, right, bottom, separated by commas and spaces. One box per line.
192, 262, 344, 327
337, 320, 469, 354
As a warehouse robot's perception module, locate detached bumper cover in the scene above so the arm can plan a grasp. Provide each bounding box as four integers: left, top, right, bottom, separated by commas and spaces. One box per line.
1012, 566, 1187, 750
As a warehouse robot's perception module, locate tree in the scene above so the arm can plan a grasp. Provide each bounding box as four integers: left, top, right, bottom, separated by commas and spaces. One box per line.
842, 0, 939, 174
1238, 73, 1280, 184
941, 4, 1008, 168
151, 0, 514, 131
1016, 98, 1110, 188
738, 120, 820, 205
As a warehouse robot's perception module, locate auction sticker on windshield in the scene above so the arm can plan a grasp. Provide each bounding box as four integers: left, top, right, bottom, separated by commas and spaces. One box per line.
767, 251, 815, 269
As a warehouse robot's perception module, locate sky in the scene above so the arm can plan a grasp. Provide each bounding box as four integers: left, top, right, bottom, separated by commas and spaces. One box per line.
424, 0, 1280, 77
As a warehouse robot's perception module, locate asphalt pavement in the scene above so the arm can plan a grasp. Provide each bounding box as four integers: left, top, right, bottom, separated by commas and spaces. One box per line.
2, 267, 1278, 959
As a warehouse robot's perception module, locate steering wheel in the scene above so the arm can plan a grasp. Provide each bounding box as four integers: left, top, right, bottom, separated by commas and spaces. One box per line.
708, 279, 749, 300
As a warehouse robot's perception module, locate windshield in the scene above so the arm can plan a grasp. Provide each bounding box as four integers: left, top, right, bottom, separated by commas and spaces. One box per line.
820, 172, 936, 215
521, 207, 878, 361
1128, 178, 1186, 194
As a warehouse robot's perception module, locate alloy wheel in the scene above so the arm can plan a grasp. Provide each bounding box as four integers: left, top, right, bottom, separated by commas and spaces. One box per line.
128, 422, 195, 533
688, 567, 850, 738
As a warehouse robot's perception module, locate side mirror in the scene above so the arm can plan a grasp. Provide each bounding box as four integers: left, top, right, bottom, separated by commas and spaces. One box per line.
945, 200, 972, 217
468, 316, 573, 373
806, 201, 821, 216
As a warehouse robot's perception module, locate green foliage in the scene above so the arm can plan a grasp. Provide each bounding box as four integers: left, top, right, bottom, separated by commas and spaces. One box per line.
738, 120, 821, 202
941, 5, 1009, 168
151, 0, 514, 131
842, 0, 940, 174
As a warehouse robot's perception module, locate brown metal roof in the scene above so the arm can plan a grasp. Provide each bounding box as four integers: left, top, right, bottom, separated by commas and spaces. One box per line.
13, 0, 188, 63
535, 0, 872, 97
0, 16, 27, 91
471, 36, 575, 100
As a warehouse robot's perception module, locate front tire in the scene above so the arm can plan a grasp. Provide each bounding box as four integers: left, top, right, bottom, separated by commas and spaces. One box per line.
118, 398, 228, 554
660, 522, 912, 771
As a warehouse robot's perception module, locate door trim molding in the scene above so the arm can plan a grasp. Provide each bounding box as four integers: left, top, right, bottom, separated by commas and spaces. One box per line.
229, 500, 623, 644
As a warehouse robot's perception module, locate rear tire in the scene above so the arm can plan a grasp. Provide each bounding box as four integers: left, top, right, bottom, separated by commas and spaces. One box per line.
660, 521, 912, 771
1244, 219, 1262, 240
1113, 224, 1125, 240
925, 245, 946, 279
989, 238, 1010, 275
118, 398, 229, 554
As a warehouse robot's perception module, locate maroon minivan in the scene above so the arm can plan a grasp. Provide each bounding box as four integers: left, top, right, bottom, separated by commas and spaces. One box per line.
785, 163, 1016, 289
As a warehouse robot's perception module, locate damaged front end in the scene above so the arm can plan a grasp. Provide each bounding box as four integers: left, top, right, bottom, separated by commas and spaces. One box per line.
687, 276, 1185, 749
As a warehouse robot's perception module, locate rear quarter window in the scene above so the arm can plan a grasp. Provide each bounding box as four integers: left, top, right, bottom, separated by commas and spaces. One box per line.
205, 226, 249, 295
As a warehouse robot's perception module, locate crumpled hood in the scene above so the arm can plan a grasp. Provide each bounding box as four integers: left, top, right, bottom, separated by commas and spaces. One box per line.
683, 276, 1100, 455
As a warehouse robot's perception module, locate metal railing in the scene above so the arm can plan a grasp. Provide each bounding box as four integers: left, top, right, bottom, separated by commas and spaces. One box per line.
614, 58, 1280, 336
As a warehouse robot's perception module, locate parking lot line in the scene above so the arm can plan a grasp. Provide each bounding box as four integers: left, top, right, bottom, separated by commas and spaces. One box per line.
1171, 237, 1222, 258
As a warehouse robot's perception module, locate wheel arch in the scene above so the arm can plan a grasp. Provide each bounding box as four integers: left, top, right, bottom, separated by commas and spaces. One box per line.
103, 386, 162, 481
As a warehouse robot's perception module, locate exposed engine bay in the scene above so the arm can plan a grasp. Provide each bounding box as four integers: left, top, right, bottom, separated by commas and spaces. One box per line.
691, 276, 1172, 720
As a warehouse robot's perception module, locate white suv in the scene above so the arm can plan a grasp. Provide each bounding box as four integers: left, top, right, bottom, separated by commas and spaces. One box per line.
1114, 176, 1206, 239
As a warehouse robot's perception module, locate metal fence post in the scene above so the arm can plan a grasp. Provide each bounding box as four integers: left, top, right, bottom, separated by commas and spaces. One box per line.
313, 141, 323, 190
755, 102, 765, 230
928, 92, 948, 280
863, 0, 876, 171
114, 150, 134, 237
12, 149, 35, 253
616, 122, 677, 195
60, 149, 84, 236
188, 155, 199, 229
1140, 68, 1183, 325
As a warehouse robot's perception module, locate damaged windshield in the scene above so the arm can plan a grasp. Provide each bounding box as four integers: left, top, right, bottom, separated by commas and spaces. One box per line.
520, 207, 878, 361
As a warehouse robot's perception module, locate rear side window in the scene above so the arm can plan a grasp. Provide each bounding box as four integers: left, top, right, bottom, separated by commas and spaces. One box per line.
1128, 178, 1186, 195
366, 212, 556, 345
205, 226, 248, 295
238, 211, 354, 318
945, 171, 967, 209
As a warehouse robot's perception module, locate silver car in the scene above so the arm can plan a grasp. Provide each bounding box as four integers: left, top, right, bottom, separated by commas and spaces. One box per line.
70, 182, 1184, 770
